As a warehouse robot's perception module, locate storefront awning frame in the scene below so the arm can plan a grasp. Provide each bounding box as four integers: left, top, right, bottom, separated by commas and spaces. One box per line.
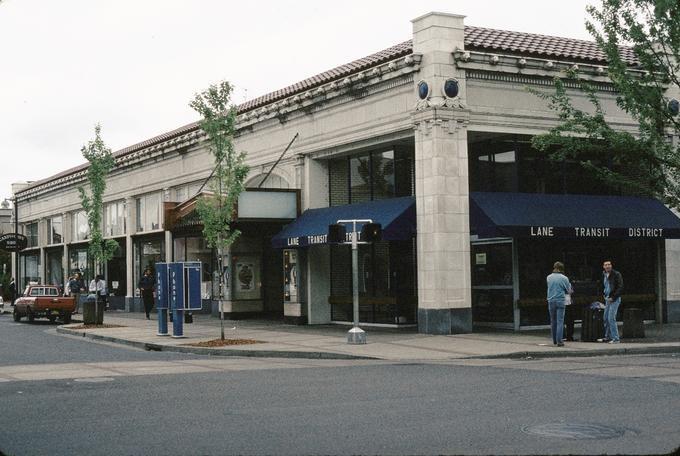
272, 196, 416, 249
470, 192, 680, 239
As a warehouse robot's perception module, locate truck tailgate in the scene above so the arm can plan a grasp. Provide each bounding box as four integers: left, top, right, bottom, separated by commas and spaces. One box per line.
34, 297, 76, 311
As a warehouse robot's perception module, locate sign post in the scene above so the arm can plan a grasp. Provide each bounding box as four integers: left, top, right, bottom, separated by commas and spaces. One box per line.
329, 219, 381, 345
155, 263, 169, 336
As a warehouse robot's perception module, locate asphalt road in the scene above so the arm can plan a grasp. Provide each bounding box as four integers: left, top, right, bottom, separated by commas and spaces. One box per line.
1, 314, 680, 456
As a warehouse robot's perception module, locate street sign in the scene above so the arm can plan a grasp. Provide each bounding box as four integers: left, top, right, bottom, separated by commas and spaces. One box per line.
0, 233, 27, 252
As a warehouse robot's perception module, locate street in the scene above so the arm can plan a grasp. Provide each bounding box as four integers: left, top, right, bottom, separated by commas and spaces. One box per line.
1, 314, 679, 455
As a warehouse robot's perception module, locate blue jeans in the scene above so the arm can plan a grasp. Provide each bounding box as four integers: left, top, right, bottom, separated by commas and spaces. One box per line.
548, 300, 566, 345
604, 298, 621, 342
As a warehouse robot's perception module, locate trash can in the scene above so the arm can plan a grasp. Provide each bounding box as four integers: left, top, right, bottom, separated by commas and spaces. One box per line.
184, 312, 193, 324
83, 294, 104, 325
623, 307, 645, 339
581, 307, 604, 342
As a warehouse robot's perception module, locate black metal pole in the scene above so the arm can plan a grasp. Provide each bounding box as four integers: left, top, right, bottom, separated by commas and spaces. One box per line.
13, 196, 19, 294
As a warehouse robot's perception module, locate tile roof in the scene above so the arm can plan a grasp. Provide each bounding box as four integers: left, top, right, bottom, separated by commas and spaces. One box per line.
463, 25, 638, 66
235, 40, 414, 113
18, 25, 637, 196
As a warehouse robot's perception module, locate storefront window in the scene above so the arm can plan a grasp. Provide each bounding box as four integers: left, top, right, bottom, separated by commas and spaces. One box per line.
104, 201, 126, 237
517, 238, 658, 325
134, 237, 164, 287
45, 248, 63, 288
469, 137, 518, 193
329, 145, 414, 206
136, 193, 162, 232
173, 235, 215, 299
72, 210, 90, 241
47, 216, 63, 245
24, 222, 38, 248
330, 239, 416, 324
372, 151, 396, 201
20, 253, 40, 288
469, 133, 622, 196
350, 154, 372, 204
69, 247, 91, 283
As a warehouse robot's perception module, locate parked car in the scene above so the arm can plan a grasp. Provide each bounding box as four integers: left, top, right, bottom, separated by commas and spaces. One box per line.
13, 285, 75, 324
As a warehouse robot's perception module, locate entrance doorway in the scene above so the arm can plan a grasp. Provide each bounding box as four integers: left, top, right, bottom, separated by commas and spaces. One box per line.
471, 240, 516, 328
106, 239, 126, 310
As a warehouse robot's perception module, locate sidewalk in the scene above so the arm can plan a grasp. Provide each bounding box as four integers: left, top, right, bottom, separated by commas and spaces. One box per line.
52, 312, 680, 361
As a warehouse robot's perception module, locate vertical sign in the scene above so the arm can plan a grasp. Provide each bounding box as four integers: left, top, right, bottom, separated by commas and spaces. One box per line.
169, 262, 184, 310
184, 261, 202, 310
155, 263, 168, 309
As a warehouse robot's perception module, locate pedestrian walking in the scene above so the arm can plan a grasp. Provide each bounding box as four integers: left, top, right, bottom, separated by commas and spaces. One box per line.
598, 260, 623, 344
138, 268, 155, 320
8, 277, 16, 305
546, 261, 571, 347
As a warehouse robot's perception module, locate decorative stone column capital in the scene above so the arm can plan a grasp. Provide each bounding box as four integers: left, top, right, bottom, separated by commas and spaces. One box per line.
412, 107, 470, 135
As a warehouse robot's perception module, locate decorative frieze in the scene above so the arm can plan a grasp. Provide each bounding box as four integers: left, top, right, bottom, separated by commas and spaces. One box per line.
453, 49, 650, 83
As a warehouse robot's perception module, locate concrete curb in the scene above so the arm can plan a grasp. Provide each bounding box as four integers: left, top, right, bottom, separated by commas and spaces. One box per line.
56, 326, 377, 360
467, 345, 680, 360
56, 325, 680, 361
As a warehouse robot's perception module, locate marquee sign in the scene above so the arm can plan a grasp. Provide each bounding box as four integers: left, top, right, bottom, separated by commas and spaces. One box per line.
0, 233, 27, 252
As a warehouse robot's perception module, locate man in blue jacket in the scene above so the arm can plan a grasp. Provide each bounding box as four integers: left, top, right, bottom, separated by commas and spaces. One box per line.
547, 261, 572, 347
600, 260, 623, 344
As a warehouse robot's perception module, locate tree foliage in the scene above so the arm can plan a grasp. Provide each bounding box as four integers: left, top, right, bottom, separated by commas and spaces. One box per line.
78, 124, 118, 271
190, 81, 249, 252
531, 0, 680, 208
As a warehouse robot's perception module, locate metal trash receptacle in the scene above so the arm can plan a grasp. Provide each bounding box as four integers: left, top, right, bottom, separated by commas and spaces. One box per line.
623, 307, 645, 339
581, 308, 604, 342
83, 294, 104, 325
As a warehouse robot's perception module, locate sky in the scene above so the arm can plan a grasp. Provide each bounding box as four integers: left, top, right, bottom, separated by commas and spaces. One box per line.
0, 0, 597, 204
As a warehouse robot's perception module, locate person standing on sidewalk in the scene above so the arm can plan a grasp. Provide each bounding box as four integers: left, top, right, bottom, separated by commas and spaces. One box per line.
563, 280, 577, 341
547, 261, 571, 347
137, 268, 155, 320
599, 260, 623, 344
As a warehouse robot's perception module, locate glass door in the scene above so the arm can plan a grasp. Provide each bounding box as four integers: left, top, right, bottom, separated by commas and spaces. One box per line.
471, 240, 515, 327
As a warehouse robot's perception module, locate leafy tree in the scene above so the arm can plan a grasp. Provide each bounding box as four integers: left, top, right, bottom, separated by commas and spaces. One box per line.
190, 81, 249, 340
531, 0, 680, 208
78, 124, 118, 323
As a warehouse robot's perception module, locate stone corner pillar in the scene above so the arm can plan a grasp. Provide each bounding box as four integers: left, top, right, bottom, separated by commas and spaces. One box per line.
412, 11, 472, 334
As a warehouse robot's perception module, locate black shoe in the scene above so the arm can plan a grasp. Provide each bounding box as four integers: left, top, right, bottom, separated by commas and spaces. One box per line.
557, 343, 565, 347
146, 315, 150, 320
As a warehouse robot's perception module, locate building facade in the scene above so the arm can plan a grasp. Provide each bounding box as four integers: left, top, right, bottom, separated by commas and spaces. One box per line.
12, 12, 680, 333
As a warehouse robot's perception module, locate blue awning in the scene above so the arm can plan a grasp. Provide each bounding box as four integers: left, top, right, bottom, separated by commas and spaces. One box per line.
470, 192, 680, 239
272, 197, 416, 248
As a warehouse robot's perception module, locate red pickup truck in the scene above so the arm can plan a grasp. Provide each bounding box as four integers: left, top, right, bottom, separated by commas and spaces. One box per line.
13, 285, 76, 324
